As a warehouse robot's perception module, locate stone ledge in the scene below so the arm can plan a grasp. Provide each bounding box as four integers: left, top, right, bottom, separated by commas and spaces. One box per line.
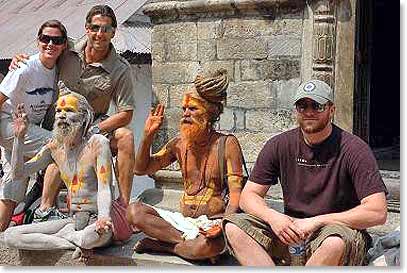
143, 0, 305, 21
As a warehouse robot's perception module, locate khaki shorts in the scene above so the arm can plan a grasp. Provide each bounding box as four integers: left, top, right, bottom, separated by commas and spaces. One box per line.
222, 213, 372, 266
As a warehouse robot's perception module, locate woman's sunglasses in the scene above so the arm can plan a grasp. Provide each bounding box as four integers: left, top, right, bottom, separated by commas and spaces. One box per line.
38, 34, 66, 45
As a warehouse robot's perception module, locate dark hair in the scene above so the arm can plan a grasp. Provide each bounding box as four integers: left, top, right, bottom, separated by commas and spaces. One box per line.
37, 19, 67, 39
85, 5, 117, 28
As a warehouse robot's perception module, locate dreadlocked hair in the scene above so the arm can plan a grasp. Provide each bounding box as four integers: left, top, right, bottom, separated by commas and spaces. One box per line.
193, 69, 229, 123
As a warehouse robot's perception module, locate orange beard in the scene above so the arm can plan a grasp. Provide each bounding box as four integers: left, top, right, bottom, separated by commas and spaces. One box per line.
180, 117, 208, 147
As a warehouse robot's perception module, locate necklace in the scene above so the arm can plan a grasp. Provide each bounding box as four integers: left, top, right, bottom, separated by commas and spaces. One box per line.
182, 132, 214, 196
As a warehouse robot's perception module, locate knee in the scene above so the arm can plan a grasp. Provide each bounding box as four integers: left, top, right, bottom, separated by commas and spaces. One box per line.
115, 128, 134, 151
46, 163, 59, 173
224, 222, 244, 244
3, 228, 21, 248
319, 236, 346, 257
127, 201, 147, 227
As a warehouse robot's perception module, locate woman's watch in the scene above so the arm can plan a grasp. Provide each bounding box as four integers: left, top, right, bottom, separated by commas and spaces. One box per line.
90, 124, 101, 135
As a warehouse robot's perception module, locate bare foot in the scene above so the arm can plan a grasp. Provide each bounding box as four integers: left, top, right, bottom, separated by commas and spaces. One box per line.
133, 237, 174, 254
79, 248, 94, 263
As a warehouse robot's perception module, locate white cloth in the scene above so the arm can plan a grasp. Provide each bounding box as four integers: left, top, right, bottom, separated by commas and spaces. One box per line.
153, 206, 221, 240
0, 53, 56, 125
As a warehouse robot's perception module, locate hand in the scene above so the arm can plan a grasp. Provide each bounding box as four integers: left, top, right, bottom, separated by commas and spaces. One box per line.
292, 217, 322, 240
267, 212, 305, 245
95, 217, 113, 234
144, 104, 164, 137
9, 54, 29, 71
12, 104, 28, 138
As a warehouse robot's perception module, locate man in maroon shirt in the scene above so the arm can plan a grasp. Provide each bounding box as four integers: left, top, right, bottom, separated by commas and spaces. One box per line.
223, 79, 388, 266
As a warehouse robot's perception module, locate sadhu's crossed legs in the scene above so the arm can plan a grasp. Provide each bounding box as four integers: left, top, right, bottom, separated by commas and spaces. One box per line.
127, 201, 224, 260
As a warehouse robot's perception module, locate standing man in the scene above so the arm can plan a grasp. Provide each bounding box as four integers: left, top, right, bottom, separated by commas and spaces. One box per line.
127, 70, 245, 261
12, 5, 135, 215
223, 79, 388, 266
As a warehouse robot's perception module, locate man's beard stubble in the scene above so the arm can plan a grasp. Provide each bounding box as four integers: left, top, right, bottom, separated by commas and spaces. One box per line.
298, 115, 331, 134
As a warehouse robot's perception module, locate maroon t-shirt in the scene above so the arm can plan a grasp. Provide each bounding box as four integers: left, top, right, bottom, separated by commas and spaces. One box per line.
249, 125, 387, 218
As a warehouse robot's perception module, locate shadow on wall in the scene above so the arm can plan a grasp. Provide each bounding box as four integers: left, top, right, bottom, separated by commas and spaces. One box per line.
108, 63, 155, 202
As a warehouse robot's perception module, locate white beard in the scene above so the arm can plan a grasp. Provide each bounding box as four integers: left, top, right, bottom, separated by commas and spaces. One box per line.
53, 120, 83, 147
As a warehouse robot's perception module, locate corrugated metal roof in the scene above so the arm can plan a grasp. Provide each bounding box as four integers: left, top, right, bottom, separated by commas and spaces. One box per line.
0, 0, 151, 59
113, 22, 151, 54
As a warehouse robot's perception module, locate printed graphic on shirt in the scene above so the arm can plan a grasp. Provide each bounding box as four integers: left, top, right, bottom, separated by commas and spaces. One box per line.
25, 87, 54, 123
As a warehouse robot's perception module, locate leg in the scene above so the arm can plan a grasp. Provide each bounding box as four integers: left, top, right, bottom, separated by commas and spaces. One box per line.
134, 235, 225, 261
2, 219, 77, 250
0, 150, 27, 231
306, 236, 345, 266
61, 222, 112, 249
224, 222, 275, 266
306, 224, 368, 266
127, 201, 184, 244
174, 235, 225, 260
0, 199, 16, 231
39, 163, 62, 211
111, 128, 134, 205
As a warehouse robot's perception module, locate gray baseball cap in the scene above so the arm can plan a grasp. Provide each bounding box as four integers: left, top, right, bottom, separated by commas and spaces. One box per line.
293, 79, 334, 104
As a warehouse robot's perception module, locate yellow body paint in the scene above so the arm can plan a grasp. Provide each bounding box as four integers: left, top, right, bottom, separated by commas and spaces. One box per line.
98, 164, 111, 184
56, 95, 79, 112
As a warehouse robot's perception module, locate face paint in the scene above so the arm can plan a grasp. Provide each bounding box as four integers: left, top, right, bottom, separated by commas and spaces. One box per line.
54, 95, 83, 144
180, 94, 210, 143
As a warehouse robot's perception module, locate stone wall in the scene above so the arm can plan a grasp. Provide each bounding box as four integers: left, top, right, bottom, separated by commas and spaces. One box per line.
145, 0, 305, 167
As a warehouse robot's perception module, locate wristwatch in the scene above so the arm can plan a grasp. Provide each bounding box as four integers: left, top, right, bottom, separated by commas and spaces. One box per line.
90, 124, 101, 135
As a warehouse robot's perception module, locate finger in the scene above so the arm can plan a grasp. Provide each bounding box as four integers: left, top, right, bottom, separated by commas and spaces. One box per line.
278, 232, 291, 245
280, 230, 296, 245
288, 222, 305, 240
283, 227, 302, 244
153, 105, 160, 116
157, 104, 165, 117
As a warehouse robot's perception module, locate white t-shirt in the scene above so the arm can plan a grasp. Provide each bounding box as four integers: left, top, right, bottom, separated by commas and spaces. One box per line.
0, 53, 56, 125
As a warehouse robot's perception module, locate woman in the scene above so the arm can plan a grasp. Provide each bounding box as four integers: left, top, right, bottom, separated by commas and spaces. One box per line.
0, 20, 67, 231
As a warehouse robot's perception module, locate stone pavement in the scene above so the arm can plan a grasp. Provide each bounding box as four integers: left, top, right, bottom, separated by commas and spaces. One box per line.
0, 169, 400, 266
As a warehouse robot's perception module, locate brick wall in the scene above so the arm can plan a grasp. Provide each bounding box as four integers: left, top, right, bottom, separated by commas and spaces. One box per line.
146, 0, 304, 167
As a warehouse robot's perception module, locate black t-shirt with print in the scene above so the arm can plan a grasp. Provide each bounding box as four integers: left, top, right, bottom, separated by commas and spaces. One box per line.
249, 124, 387, 218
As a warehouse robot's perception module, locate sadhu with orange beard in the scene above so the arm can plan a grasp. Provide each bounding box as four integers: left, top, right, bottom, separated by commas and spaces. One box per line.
127, 69, 245, 261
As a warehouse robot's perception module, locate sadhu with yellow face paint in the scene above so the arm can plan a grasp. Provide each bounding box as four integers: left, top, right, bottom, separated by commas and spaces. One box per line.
1, 93, 132, 260
127, 69, 245, 261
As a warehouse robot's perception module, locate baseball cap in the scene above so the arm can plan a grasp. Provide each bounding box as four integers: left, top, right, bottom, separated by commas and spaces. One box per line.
293, 79, 334, 105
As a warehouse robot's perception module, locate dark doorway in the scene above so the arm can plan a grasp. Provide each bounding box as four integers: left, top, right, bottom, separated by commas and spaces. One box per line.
354, 0, 400, 170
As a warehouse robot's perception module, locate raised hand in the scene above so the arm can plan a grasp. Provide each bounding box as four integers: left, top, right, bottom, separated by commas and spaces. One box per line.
12, 104, 28, 138
9, 53, 29, 71
144, 104, 165, 137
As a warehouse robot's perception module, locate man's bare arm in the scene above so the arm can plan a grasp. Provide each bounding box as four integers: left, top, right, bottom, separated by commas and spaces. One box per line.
224, 135, 244, 215
134, 104, 175, 175
98, 110, 133, 133
295, 192, 387, 236
11, 104, 53, 180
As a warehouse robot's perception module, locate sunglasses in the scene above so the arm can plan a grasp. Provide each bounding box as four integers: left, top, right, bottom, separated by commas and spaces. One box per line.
295, 101, 329, 113
38, 34, 66, 45
88, 24, 114, 33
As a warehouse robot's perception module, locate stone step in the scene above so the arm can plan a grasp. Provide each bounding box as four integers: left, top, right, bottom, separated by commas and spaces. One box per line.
153, 170, 400, 211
